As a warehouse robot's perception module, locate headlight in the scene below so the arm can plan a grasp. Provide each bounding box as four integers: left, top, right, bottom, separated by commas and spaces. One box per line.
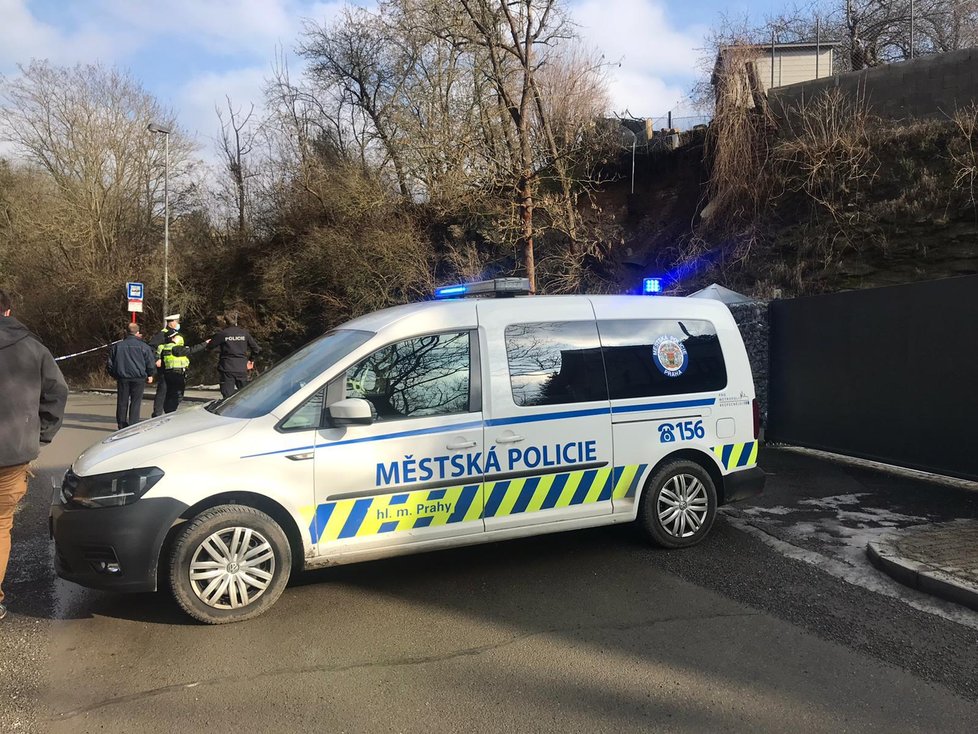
62, 467, 165, 509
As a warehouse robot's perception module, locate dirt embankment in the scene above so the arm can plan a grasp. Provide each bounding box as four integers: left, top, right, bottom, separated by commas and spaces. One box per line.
602, 109, 978, 298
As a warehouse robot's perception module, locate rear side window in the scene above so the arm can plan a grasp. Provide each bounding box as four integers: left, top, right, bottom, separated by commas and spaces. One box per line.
597, 319, 726, 399
504, 322, 608, 407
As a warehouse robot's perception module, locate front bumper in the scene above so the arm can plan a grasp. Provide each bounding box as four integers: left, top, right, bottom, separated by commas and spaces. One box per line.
722, 465, 766, 503
50, 496, 188, 593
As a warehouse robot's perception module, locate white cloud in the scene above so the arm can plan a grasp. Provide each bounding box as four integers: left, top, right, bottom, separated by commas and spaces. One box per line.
178, 65, 269, 145
608, 71, 691, 122
171, 1, 351, 162
94, 0, 351, 57
0, 0, 134, 71
96, 0, 295, 54
573, 0, 707, 116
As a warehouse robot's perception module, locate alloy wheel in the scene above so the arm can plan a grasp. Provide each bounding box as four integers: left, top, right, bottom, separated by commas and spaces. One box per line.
657, 474, 710, 539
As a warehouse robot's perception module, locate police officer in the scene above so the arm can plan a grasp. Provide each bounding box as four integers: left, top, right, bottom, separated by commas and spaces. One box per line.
208, 311, 261, 398
157, 328, 207, 414
148, 313, 181, 417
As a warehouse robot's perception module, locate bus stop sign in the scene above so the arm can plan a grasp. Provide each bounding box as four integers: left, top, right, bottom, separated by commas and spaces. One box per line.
126, 282, 144, 313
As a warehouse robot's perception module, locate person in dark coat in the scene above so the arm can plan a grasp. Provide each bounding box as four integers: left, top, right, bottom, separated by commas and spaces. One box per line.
0, 288, 68, 621
147, 313, 181, 417
107, 323, 157, 430
208, 311, 261, 398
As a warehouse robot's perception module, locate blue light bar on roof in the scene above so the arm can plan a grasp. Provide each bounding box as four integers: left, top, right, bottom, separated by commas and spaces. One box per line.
434, 284, 468, 298
434, 278, 531, 299
643, 277, 663, 295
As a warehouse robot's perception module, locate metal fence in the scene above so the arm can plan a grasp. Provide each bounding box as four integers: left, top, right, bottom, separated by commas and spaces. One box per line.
644, 114, 712, 132
767, 275, 978, 480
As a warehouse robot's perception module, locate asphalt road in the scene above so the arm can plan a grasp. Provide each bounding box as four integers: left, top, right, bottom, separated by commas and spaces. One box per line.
4, 394, 978, 733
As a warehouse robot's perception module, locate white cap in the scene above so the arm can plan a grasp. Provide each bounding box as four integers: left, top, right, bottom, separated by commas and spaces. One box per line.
164, 313, 181, 321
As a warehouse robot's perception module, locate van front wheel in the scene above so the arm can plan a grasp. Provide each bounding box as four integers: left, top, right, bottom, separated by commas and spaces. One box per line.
639, 461, 717, 549
169, 504, 292, 624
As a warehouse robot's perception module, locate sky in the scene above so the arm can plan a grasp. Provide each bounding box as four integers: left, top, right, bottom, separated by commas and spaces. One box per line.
0, 0, 786, 157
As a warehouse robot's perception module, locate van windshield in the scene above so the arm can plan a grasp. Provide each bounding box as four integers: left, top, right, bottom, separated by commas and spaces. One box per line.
209, 329, 373, 419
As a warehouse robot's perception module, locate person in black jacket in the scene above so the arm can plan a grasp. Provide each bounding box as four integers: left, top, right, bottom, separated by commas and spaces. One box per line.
208, 311, 261, 398
0, 288, 68, 621
107, 323, 157, 430
147, 313, 181, 417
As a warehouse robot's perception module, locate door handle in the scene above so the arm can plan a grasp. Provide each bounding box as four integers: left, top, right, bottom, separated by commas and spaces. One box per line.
285, 452, 314, 461
495, 434, 525, 444
446, 440, 477, 450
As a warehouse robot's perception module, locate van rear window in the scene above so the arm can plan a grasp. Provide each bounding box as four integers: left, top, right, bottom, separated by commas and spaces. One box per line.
597, 319, 726, 399
504, 322, 608, 407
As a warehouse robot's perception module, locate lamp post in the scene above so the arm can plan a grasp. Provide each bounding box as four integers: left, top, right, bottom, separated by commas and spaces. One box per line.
622, 124, 637, 195
147, 123, 171, 318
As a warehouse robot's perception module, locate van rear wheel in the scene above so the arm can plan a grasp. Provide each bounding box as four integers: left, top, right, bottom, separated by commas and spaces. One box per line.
169, 504, 292, 624
639, 460, 717, 548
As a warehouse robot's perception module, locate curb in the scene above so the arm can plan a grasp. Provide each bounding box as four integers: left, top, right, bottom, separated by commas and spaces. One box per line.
866, 539, 978, 612
79, 389, 218, 404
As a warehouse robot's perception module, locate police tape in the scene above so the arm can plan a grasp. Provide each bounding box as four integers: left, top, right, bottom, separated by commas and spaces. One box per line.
54, 340, 122, 362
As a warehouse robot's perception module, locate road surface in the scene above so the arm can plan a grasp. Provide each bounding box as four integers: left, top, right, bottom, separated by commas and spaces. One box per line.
3, 394, 977, 733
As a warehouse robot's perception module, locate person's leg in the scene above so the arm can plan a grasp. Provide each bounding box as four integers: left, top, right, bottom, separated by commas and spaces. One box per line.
116, 379, 130, 429
0, 463, 30, 606
152, 371, 167, 417
219, 371, 235, 399
234, 374, 247, 392
164, 372, 186, 413
128, 379, 146, 426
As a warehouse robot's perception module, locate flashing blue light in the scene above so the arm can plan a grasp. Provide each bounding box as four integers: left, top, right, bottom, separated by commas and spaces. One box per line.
435, 284, 468, 299
643, 277, 663, 295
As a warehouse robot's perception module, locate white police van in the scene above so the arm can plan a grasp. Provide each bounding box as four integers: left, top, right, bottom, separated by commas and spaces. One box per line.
52, 279, 764, 623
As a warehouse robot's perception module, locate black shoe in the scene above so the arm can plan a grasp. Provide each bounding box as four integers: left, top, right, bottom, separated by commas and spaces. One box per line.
0, 603, 7, 621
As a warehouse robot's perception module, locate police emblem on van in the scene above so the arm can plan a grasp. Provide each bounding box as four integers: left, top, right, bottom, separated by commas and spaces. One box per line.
652, 335, 688, 377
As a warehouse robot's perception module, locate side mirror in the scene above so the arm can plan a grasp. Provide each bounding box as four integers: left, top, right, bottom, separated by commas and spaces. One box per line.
327, 398, 376, 426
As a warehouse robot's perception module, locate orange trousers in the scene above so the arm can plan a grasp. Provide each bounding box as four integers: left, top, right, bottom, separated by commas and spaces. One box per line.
0, 463, 29, 604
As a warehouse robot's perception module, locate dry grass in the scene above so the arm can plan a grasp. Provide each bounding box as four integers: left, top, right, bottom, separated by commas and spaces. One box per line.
704, 45, 774, 235
690, 79, 978, 297
950, 103, 978, 209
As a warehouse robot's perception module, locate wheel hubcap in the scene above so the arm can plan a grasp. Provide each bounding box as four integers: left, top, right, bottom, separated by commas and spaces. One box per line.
189, 527, 275, 610
657, 474, 709, 538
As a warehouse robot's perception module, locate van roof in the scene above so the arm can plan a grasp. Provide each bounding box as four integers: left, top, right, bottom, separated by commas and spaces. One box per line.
340, 294, 732, 334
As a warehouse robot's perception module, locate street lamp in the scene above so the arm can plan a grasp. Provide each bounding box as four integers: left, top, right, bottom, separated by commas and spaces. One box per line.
147, 122, 171, 318
621, 124, 637, 195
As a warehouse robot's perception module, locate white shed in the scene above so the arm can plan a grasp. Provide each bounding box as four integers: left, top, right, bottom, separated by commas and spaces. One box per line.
713, 41, 841, 104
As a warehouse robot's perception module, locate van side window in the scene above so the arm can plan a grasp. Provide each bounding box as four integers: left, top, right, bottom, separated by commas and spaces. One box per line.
279, 387, 325, 431
504, 322, 608, 407
344, 331, 471, 421
597, 319, 727, 398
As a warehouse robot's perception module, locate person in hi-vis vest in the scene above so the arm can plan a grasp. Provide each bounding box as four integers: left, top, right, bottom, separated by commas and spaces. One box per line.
156, 328, 207, 414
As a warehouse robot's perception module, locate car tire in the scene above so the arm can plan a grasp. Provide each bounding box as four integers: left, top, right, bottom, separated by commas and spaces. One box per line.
638, 460, 717, 549
169, 504, 292, 624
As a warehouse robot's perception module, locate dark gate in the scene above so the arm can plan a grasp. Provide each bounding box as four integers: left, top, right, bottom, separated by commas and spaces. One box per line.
767, 275, 978, 480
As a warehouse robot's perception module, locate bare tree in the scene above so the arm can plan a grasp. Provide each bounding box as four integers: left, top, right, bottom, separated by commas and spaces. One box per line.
216, 96, 259, 240
455, 0, 574, 291
0, 61, 196, 355
300, 7, 415, 198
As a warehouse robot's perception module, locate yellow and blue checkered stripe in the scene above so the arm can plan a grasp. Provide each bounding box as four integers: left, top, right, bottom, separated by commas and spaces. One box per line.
712, 441, 758, 470
306, 463, 648, 544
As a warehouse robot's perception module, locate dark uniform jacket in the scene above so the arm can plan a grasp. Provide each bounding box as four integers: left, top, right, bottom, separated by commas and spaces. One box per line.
107, 335, 157, 380
0, 316, 69, 467
208, 326, 261, 375
146, 328, 168, 349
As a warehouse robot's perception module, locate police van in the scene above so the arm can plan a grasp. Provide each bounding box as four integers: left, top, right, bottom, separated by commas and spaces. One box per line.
52, 279, 764, 623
